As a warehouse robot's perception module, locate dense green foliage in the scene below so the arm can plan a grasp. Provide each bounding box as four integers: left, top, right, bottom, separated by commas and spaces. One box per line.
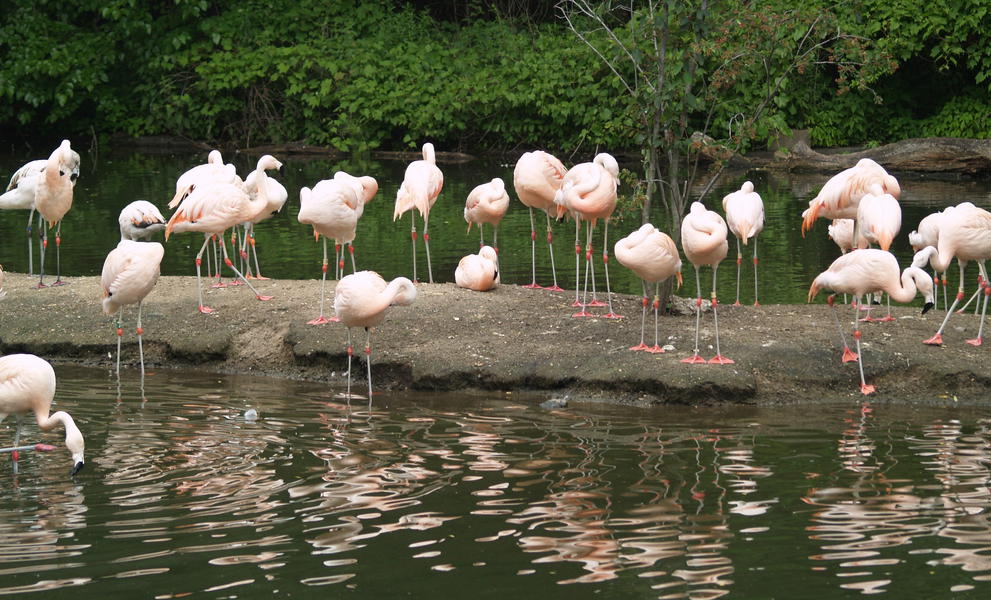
0, 0, 988, 151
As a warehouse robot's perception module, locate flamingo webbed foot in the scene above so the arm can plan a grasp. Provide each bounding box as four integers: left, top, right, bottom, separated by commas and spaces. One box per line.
923, 334, 943, 346
522, 283, 542, 289
256, 295, 274, 301
586, 299, 608, 308
966, 337, 983, 346
860, 383, 877, 395
198, 305, 215, 314
571, 310, 594, 318
841, 347, 859, 363
542, 285, 565, 292
629, 343, 650, 352
681, 354, 707, 364
708, 355, 735, 365
602, 313, 623, 319
646, 345, 665, 354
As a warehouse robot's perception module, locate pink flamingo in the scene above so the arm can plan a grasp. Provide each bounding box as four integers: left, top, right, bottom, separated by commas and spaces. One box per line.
801, 158, 900, 241
0, 353, 85, 475
334, 271, 417, 400
464, 178, 509, 254
908, 209, 947, 310
240, 155, 288, 279
513, 150, 568, 291
33, 141, 80, 287
455, 246, 500, 291
169, 149, 242, 209
333, 170, 379, 278
0, 139, 80, 278
828, 219, 855, 254
393, 143, 443, 283
102, 207, 165, 380
681, 201, 732, 364
165, 182, 274, 313
298, 179, 361, 324
722, 181, 764, 306
809, 248, 934, 394
554, 152, 621, 318
118, 200, 166, 241
916, 203, 991, 346
614, 224, 683, 352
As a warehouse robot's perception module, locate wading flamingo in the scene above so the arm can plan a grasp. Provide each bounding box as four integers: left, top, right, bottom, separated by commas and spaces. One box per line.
514, 150, 568, 290
118, 200, 166, 241
0, 353, 85, 476
165, 182, 274, 313
465, 178, 510, 256
916, 203, 991, 346
722, 181, 764, 306
1, 140, 80, 278
681, 201, 732, 364
102, 209, 165, 382
455, 245, 500, 291
334, 271, 417, 401
809, 248, 934, 394
801, 158, 900, 242
393, 143, 443, 283
241, 154, 288, 279
298, 179, 361, 324
333, 170, 379, 279
554, 152, 621, 318
614, 224, 683, 352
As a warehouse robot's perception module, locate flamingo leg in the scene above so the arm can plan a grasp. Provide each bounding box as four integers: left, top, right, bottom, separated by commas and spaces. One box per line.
523, 208, 540, 289
544, 213, 563, 291
876, 293, 896, 322
136, 300, 146, 382
630, 280, 649, 351
709, 265, 734, 364
11, 416, 22, 474
364, 327, 373, 404
586, 222, 605, 307
682, 266, 707, 364
925, 261, 966, 345
250, 224, 268, 279
966, 263, 990, 346
210, 234, 227, 288
648, 282, 665, 353
194, 235, 214, 314
423, 215, 434, 284
752, 238, 760, 306
345, 327, 353, 400
334, 242, 342, 281
115, 306, 124, 378
36, 214, 47, 288
828, 295, 858, 363
308, 237, 335, 325
227, 229, 244, 285
852, 295, 876, 394
572, 222, 594, 317
572, 217, 583, 307
410, 211, 418, 283
26, 207, 34, 277
219, 236, 273, 301
601, 219, 622, 319
734, 238, 742, 306
51, 221, 66, 285
348, 243, 357, 274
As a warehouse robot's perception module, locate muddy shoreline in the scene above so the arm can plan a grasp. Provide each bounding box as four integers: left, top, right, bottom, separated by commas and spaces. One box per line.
1, 271, 988, 407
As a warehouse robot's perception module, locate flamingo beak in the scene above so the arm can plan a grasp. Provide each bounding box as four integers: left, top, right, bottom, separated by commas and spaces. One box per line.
922, 301, 934, 315
70, 460, 85, 476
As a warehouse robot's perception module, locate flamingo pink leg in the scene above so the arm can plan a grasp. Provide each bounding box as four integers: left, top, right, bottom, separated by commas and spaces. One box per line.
682, 267, 708, 364
410, 211, 418, 283
708, 265, 734, 364
218, 235, 272, 302
753, 239, 760, 306
543, 214, 563, 291
572, 218, 584, 309
193, 236, 215, 313
308, 237, 337, 325
852, 302, 876, 395
630, 281, 650, 351
966, 279, 990, 346
925, 261, 968, 345
734, 239, 743, 306
647, 284, 665, 353
601, 220, 622, 319
51, 224, 67, 286
523, 208, 541, 289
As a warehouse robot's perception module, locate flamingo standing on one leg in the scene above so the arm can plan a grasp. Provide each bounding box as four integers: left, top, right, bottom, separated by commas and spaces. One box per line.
464, 178, 509, 257
241, 154, 287, 279
102, 207, 165, 384
393, 143, 443, 284
916, 203, 991, 346
809, 248, 935, 394
614, 224, 683, 352
298, 180, 361, 324
334, 271, 417, 401
0, 140, 80, 278
681, 201, 732, 364
165, 182, 274, 314
33, 141, 81, 287
554, 152, 622, 318
801, 158, 900, 242
455, 246, 500, 291
514, 150, 568, 291
333, 170, 378, 279
0, 353, 85, 476
722, 181, 764, 306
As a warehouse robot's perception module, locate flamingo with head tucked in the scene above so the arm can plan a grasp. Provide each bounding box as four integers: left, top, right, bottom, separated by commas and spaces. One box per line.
334, 271, 417, 401
801, 158, 900, 242
681, 201, 731, 364
514, 150, 568, 291
465, 178, 509, 255
332, 170, 378, 279
393, 143, 443, 283
615, 224, 682, 352
722, 181, 764, 306
0, 353, 85, 476
455, 246, 500, 292
809, 248, 934, 394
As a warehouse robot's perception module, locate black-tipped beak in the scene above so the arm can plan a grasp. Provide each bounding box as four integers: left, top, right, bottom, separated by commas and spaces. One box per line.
278, 165, 285, 176
70, 461, 85, 476
922, 302, 934, 315
70, 172, 79, 183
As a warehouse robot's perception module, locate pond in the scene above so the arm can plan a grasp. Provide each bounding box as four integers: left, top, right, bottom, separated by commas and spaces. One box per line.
0, 365, 989, 598
2, 146, 990, 305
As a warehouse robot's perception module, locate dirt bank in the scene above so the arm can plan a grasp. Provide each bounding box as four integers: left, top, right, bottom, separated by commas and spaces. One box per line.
0, 271, 988, 406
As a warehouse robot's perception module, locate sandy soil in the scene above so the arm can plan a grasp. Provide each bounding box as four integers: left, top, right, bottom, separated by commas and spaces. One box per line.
0, 270, 989, 406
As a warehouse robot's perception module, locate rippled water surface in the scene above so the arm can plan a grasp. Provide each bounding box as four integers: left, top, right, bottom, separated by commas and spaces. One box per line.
1, 366, 990, 598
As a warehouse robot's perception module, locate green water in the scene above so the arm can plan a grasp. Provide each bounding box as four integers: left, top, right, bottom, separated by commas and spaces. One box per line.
0, 366, 989, 598
2, 148, 988, 305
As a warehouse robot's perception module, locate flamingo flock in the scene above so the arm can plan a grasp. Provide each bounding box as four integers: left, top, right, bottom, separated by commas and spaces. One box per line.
2, 139, 990, 477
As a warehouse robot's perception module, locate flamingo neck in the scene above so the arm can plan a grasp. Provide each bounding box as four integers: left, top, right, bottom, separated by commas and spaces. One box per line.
889, 266, 927, 304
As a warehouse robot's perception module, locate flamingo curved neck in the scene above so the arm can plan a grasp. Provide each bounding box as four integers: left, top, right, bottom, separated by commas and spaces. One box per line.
889, 266, 927, 304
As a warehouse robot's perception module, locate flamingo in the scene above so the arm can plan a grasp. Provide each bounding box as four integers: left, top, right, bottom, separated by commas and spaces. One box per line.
809, 248, 935, 394
102, 209, 165, 381
455, 246, 500, 291
514, 150, 568, 291
614, 224, 683, 352
915, 203, 991, 346
680, 201, 732, 364
0, 140, 80, 278
240, 154, 288, 279
0, 353, 85, 475
854, 185, 903, 321
165, 181, 274, 313
169, 149, 242, 209
465, 178, 510, 256
722, 181, 764, 306
118, 200, 167, 241
908, 209, 947, 310
554, 152, 621, 319
298, 179, 361, 324
333, 271, 417, 400
333, 170, 379, 279
828, 219, 855, 254
393, 142, 443, 283
801, 158, 900, 241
